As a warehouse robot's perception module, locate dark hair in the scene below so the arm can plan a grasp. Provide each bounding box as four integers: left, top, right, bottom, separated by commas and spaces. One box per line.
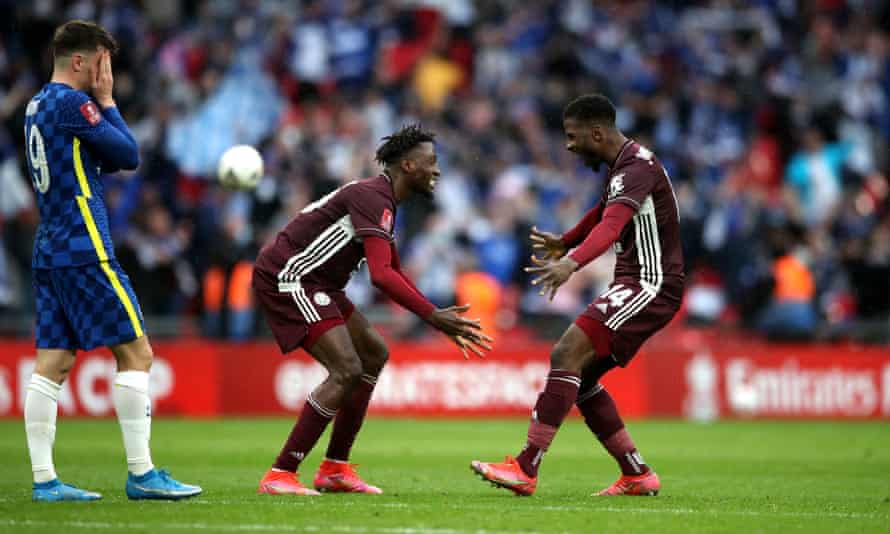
563, 94, 617, 125
375, 124, 436, 166
51, 20, 118, 60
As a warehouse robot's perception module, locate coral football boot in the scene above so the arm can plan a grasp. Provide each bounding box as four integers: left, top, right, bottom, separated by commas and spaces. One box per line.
595, 471, 660, 496
470, 456, 537, 496
314, 460, 382, 494
257, 469, 321, 496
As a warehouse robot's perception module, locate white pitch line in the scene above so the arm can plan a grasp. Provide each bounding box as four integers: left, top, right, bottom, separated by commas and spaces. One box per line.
0, 520, 554, 534
1, 499, 881, 522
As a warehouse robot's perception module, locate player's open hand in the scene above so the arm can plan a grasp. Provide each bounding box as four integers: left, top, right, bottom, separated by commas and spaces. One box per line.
525, 255, 578, 301
448, 333, 492, 360
529, 226, 567, 260
92, 50, 114, 108
429, 304, 493, 359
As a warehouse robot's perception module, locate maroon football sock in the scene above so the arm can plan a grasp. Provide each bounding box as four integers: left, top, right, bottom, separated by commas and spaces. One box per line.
603, 429, 649, 476
515, 370, 581, 478
325, 374, 377, 461
576, 385, 649, 475
272, 394, 336, 472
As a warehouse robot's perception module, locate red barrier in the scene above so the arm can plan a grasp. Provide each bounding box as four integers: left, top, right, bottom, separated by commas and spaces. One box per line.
644, 331, 890, 419
0, 340, 221, 417
0, 333, 887, 418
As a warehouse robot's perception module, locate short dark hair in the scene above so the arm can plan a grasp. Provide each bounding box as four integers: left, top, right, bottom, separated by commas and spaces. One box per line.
563, 94, 617, 125
375, 124, 436, 166
51, 20, 118, 60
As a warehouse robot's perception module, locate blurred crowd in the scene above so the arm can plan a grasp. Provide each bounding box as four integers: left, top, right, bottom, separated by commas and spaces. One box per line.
1, 0, 889, 343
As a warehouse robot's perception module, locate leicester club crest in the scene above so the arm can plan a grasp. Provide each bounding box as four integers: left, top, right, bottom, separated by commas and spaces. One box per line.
608, 174, 625, 200
380, 208, 393, 233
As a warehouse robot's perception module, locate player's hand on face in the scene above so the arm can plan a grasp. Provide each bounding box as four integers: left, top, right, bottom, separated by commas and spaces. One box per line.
529, 226, 567, 260
92, 50, 115, 108
429, 304, 493, 359
525, 255, 579, 301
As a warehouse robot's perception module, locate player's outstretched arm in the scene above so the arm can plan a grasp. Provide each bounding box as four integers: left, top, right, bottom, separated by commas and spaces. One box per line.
567, 203, 635, 267
363, 236, 492, 358
559, 201, 605, 249
389, 241, 426, 297
525, 203, 635, 301
364, 236, 437, 317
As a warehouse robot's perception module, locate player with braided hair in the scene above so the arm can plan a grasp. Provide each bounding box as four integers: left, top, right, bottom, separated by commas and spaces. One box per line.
253, 124, 492, 496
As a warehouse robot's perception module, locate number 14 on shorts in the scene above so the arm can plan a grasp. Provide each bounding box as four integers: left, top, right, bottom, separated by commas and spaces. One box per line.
598, 284, 634, 310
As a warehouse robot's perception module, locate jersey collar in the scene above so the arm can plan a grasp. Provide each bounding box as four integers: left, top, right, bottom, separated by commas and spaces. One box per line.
610, 139, 634, 169
380, 170, 398, 201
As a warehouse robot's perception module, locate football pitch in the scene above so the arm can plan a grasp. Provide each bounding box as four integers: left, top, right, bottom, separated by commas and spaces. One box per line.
0, 418, 888, 533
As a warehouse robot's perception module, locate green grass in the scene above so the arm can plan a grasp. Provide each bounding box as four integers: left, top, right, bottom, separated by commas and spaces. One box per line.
1, 418, 889, 533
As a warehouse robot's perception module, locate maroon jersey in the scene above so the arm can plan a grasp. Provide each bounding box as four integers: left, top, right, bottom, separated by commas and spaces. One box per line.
255, 174, 396, 291
604, 140, 684, 288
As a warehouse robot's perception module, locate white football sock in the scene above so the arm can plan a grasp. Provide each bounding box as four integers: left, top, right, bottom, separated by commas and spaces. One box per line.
112, 371, 154, 476
25, 374, 60, 483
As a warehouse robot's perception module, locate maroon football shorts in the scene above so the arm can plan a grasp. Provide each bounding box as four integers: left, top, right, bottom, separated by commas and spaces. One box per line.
575, 276, 683, 366
252, 269, 355, 354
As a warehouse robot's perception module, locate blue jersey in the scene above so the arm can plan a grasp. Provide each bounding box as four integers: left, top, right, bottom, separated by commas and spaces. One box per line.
24, 82, 139, 269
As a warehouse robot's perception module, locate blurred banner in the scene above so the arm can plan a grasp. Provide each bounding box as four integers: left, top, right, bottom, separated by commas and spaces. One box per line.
0, 333, 888, 419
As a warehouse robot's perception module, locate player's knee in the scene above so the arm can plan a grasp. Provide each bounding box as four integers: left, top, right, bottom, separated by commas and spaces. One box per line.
549, 343, 572, 370
34, 353, 75, 384
123, 349, 153, 372
550, 341, 586, 373
363, 342, 389, 376
113, 338, 153, 371
40, 365, 71, 385
58, 362, 74, 382
331, 355, 363, 389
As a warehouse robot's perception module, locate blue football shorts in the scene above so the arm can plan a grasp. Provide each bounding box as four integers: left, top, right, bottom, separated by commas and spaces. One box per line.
33, 260, 145, 350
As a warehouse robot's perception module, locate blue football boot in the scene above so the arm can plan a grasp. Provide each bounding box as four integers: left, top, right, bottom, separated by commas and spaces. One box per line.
125, 468, 202, 500
32, 479, 102, 501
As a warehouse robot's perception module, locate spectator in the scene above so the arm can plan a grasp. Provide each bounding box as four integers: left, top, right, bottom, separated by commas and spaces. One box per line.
1, 0, 888, 344
757, 224, 818, 341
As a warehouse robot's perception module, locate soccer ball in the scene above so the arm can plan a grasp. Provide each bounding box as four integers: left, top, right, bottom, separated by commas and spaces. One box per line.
218, 145, 263, 190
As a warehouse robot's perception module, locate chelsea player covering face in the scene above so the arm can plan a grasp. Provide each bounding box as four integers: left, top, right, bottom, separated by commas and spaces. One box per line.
23, 20, 200, 501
